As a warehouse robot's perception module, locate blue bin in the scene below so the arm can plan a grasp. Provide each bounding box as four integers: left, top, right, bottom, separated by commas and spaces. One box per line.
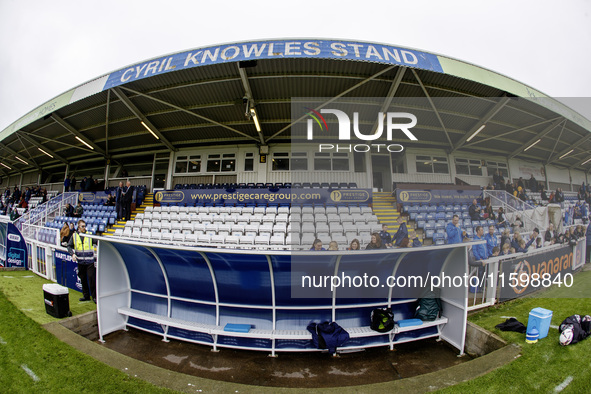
527, 307, 553, 339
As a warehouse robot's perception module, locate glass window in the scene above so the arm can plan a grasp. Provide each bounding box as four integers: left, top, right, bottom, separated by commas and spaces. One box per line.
355, 152, 366, 173
455, 158, 483, 176
244, 153, 254, 172
271, 152, 308, 171
175, 155, 201, 173
416, 155, 449, 174
314, 152, 349, 171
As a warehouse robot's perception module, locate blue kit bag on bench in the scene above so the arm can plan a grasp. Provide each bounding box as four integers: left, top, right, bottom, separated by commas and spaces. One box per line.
224, 323, 251, 333
397, 318, 423, 328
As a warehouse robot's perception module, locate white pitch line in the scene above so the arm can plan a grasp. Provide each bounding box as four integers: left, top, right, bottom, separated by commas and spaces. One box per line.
0, 336, 6, 345
554, 376, 573, 392
21, 365, 40, 382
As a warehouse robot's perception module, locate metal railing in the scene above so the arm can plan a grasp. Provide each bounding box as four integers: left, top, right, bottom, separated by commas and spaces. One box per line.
483, 190, 545, 232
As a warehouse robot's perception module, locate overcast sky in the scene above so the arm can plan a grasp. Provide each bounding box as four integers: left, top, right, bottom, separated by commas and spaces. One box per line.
0, 0, 590, 132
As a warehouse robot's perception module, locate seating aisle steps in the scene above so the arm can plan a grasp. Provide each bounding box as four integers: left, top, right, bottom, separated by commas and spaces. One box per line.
372, 192, 418, 241
104, 193, 154, 237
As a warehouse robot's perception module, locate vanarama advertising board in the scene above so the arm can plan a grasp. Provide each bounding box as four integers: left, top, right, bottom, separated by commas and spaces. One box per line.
499, 244, 575, 300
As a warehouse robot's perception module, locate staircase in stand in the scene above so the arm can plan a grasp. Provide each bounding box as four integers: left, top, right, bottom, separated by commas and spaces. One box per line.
372, 192, 418, 241
104, 193, 154, 236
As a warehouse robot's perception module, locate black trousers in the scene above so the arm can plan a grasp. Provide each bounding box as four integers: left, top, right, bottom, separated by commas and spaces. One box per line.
586, 244, 591, 263
124, 200, 132, 220
116, 202, 122, 220
77, 263, 96, 300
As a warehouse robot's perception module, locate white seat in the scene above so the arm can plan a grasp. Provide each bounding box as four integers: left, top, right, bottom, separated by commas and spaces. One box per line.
255, 234, 271, 245
173, 233, 185, 242
225, 235, 240, 245
270, 234, 285, 245
239, 235, 255, 245
211, 234, 225, 244
198, 234, 211, 244
184, 233, 197, 243
161, 232, 173, 241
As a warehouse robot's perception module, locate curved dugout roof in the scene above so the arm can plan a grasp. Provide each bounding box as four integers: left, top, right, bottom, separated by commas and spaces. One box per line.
1, 38, 590, 177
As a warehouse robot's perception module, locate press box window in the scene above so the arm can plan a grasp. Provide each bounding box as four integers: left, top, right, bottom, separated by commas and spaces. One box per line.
314, 152, 349, 171
244, 153, 254, 172
207, 154, 235, 172
291, 152, 308, 171
486, 161, 508, 177
416, 155, 448, 174
455, 158, 483, 176
175, 155, 201, 173
272, 152, 290, 171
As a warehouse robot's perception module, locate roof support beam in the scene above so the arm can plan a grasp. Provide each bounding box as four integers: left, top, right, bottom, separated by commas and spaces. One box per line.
50, 114, 107, 157
111, 87, 176, 152
16, 132, 68, 165
466, 116, 562, 148
547, 133, 591, 165
366, 67, 407, 137
0, 141, 39, 171
451, 95, 510, 153
267, 64, 399, 142
238, 65, 265, 145
117, 86, 260, 143
411, 69, 454, 149
508, 118, 564, 159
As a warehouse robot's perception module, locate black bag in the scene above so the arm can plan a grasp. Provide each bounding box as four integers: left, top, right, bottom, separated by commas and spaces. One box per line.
370, 308, 394, 332
414, 291, 442, 321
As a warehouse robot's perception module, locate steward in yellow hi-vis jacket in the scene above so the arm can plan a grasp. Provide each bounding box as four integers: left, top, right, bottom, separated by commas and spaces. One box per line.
67, 219, 97, 303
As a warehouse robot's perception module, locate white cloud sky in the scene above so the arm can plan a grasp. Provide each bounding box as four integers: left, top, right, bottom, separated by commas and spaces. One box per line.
0, 0, 590, 132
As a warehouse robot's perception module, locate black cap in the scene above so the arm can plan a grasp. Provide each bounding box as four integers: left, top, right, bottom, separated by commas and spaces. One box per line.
533, 228, 540, 233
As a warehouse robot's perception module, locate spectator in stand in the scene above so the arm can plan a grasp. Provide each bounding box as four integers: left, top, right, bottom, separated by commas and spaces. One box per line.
500, 228, 511, 248
567, 227, 578, 243
586, 224, 591, 263
529, 174, 538, 192
493, 170, 502, 189
483, 203, 495, 220
115, 181, 124, 220
511, 232, 522, 250
310, 239, 325, 251
540, 187, 549, 201
86, 175, 94, 191
484, 225, 498, 257
60, 223, 72, 247
348, 239, 361, 251
379, 224, 393, 248
398, 237, 411, 248
80, 177, 87, 192
18, 196, 28, 210
555, 188, 565, 204
25, 187, 31, 202
71, 175, 77, 191
73, 202, 84, 218
545, 223, 557, 245
122, 180, 134, 221
328, 241, 339, 251
517, 187, 527, 202
64, 203, 74, 217
64, 175, 71, 192
446, 215, 464, 244
469, 199, 483, 221
548, 191, 555, 203
410, 233, 422, 247
517, 177, 525, 190
391, 217, 408, 247
365, 233, 385, 250
505, 181, 514, 196
473, 226, 488, 260
41, 188, 48, 204
490, 246, 500, 257
497, 207, 507, 228
536, 238, 543, 248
